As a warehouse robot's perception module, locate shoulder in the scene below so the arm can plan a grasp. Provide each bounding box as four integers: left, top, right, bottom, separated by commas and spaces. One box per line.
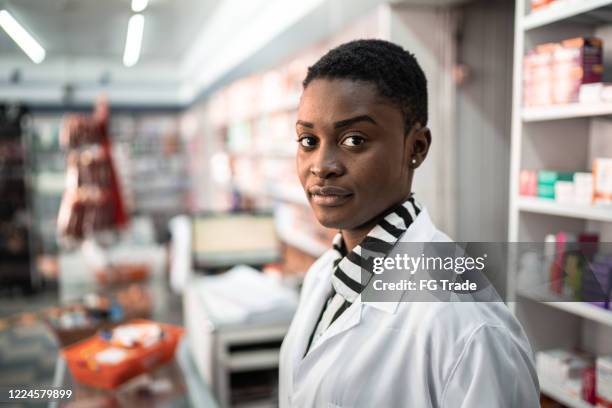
394, 301, 529, 350
390, 301, 534, 377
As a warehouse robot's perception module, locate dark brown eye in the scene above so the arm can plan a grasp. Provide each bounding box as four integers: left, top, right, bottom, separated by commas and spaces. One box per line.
341, 135, 365, 147
298, 136, 317, 148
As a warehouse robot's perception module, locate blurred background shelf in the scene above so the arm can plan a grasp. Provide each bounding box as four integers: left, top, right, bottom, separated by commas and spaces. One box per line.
522, 102, 612, 122
517, 197, 612, 222
539, 375, 596, 408
521, 0, 612, 30
518, 289, 612, 326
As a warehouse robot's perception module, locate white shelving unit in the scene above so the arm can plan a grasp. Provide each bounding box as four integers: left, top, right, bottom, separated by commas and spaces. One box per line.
522, 102, 612, 122
539, 375, 596, 408
517, 196, 612, 222
521, 0, 612, 30
518, 289, 612, 326
510, 0, 612, 405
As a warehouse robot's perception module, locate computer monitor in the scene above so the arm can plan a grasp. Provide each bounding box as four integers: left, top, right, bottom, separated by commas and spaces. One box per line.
192, 212, 280, 269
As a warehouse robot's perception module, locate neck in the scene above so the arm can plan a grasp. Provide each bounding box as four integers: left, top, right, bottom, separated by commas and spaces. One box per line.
341, 225, 374, 253
341, 192, 413, 252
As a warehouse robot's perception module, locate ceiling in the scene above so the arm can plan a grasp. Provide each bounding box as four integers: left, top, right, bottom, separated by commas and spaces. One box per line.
0, 0, 220, 64
0, 0, 472, 107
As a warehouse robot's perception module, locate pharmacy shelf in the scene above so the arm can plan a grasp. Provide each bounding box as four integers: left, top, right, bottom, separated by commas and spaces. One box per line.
518, 290, 612, 326
539, 375, 595, 408
517, 197, 612, 222
521, 102, 612, 122
521, 0, 612, 31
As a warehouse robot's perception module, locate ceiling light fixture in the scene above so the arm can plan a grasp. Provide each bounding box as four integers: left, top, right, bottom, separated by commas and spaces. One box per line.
131, 0, 149, 13
123, 14, 144, 67
0, 9, 45, 64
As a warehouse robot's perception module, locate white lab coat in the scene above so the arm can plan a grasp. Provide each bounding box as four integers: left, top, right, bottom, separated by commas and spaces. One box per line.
279, 208, 540, 407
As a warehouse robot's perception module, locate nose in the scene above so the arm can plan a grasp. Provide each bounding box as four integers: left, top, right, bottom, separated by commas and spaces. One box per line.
310, 144, 344, 179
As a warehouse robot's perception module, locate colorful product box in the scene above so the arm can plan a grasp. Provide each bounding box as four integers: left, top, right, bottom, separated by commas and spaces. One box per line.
583, 259, 611, 308
520, 170, 538, 196
593, 158, 612, 206
597, 356, 612, 407
523, 37, 603, 106
524, 44, 556, 107
552, 37, 603, 104
536, 349, 593, 385
551, 231, 576, 294
538, 171, 574, 199
531, 0, 553, 11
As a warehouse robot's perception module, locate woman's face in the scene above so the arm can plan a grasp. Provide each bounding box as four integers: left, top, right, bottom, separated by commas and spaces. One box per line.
296, 78, 424, 230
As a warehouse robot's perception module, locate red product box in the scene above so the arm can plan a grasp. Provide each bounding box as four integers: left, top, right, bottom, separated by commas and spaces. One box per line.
520, 170, 538, 196
63, 320, 183, 390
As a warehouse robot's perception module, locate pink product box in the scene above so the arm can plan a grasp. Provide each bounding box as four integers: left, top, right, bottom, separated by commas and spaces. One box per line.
524, 38, 603, 106
552, 37, 603, 104
520, 170, 538, 196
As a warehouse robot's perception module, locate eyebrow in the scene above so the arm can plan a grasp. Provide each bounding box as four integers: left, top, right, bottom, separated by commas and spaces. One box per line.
296, 120, 314, 128
334, 115, 377, 128
296, 115, 378, 129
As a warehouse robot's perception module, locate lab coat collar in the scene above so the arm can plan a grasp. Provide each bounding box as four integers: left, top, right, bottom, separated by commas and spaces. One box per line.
360, 207, 438, 315
295, 207, 437, 365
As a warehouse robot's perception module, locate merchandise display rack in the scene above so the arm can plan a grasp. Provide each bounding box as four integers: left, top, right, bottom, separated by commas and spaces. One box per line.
517, 196, 612, 222
510, 1, 612, 406
192, 14, 385, 261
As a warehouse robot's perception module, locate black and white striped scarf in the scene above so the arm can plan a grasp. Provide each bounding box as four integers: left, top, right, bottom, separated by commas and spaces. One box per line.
305, 195, 422, 354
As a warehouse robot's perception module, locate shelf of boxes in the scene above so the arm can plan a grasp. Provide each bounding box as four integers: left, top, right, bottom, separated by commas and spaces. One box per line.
539, 375, 596, 408
522, 0, 612, 31
511, 1, 612, 406
517, 196, 612, 222
522, 102, 612, 121
518, 288, 612, 326
199, 63, 336, 259
112, 114, 189, 216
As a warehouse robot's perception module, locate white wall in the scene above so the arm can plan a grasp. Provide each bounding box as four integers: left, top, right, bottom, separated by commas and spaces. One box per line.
383, 4, 458, 238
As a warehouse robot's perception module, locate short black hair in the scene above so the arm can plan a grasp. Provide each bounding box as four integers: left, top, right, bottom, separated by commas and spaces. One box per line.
303, 39, 428, 131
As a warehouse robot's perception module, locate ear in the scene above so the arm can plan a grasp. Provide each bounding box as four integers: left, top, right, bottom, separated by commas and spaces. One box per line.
407, 124, 431, 169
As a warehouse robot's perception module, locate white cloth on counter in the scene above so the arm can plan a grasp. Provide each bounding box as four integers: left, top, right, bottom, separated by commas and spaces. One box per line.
195, 265, 298, 325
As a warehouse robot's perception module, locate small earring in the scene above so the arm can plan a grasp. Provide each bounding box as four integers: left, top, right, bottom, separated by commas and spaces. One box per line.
411, 158, 417, 165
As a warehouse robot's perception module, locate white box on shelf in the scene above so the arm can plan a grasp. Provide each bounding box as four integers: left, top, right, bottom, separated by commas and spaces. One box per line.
555, 181, 575, 204
597, 356, 612, 405
573, 172, 593, 205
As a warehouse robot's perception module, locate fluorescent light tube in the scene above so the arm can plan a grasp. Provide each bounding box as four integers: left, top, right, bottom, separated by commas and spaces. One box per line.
131, 0, 149, 13
123, 14, 144, 67
0, 9, 45, 63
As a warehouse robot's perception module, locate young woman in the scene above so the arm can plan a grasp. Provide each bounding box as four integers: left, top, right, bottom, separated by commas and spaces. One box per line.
279, 39, 539, 407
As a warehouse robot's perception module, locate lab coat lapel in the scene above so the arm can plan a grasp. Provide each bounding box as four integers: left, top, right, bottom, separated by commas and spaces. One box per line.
304, 298, 363, 358
290, 261, 334, 371
292, 259, 363, 370
294, 298, 363, 386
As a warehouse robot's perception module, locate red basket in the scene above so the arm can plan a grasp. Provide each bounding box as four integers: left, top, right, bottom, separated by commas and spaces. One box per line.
62, 319, 183, 390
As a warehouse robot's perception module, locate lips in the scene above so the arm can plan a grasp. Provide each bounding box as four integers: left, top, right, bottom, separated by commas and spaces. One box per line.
308, 185, 353, 206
